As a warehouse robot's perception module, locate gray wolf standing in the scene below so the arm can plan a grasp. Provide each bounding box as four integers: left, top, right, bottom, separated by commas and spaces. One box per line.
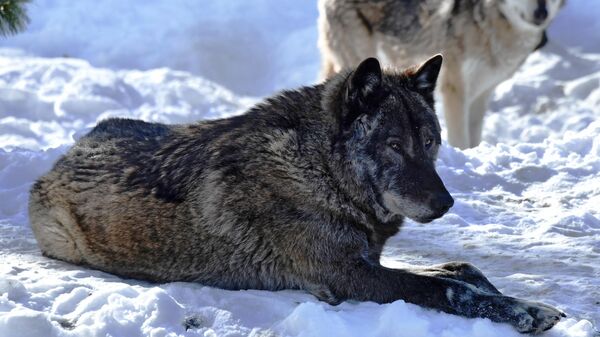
318, 0, 563, 149
30, 56, 563, 333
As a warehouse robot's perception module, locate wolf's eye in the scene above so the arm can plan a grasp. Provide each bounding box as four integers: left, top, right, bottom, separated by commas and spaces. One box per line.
389, 142, 402, 152
424, 137, 434, 150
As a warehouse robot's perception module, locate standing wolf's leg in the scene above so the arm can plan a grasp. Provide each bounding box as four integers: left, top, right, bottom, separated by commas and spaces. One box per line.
441, 61, 470, 149
468, 89, 493, 147
324, 260, 564, 334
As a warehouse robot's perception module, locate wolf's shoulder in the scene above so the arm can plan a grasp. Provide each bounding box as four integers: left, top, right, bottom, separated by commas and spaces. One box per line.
252, 85, 326, 129
84, 118, 173, 141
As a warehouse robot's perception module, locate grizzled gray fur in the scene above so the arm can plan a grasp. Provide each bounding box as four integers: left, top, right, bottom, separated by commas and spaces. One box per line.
30, 56, 563, 334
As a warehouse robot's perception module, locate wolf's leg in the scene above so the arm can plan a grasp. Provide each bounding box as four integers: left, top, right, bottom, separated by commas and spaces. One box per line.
326, 260, 564, 334
441, 61, 470, 149
415, 261, 502, 295
468, 89, 492, 147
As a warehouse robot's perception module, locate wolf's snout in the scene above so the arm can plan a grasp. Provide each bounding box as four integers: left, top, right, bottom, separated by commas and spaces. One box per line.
534, 0, 548, 25
429, 192, 454, 215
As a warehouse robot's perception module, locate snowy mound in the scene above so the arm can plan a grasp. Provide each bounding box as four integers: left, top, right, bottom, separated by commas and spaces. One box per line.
1, 0, 599, 336
0, 50, 254, 151
2, 0, 319, 97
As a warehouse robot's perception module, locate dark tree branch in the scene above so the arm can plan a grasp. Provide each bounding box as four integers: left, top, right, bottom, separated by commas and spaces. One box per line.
0, 0, 31, 37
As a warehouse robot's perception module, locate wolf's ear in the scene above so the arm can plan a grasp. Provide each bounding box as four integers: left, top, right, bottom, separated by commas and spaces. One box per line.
345, 57, 382, 108
409, 54, 443, 96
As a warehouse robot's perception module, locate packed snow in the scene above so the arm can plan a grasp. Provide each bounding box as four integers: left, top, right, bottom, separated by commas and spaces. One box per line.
0, 0, 599, 336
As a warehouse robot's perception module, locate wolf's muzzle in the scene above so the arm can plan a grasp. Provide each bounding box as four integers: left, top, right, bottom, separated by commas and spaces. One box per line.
534, 0, 549, 25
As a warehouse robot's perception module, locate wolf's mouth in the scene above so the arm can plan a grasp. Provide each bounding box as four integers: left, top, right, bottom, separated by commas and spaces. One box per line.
413, 210, 449, 224
415, 217, 436, 224
382, 192, 452, 223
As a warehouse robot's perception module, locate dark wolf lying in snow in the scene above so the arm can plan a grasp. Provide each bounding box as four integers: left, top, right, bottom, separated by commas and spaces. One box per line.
29, 56, 563, 334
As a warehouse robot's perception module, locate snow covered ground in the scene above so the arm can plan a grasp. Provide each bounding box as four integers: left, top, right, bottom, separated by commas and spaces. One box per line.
1, 1, 599, 336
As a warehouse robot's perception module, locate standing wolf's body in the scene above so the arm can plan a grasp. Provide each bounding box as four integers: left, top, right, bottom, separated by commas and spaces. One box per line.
318, 0, 563, 149
30, 56, 563, 333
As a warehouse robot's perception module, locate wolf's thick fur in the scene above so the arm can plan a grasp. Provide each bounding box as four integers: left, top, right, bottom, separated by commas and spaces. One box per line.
318, 0, 563, 149
30, 57, 562, 333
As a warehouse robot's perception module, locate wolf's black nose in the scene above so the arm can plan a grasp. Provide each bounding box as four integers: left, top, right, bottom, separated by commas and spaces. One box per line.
534, 4, 548, 25
431, 193, 454, 214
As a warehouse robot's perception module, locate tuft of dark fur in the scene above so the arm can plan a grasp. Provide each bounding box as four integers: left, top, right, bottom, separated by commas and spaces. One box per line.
29, 57, 563, 334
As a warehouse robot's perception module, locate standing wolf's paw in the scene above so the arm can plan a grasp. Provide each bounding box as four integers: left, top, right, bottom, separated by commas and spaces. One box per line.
509, 298, 565, 334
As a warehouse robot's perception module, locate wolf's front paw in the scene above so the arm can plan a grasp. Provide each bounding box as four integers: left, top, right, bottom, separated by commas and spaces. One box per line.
510, 298, 565, 334
431, 261, 502, 295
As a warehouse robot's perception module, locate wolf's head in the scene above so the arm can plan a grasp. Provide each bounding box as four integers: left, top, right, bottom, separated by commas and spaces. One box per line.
499, 0, 564, 30
328, 55, 453, 224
